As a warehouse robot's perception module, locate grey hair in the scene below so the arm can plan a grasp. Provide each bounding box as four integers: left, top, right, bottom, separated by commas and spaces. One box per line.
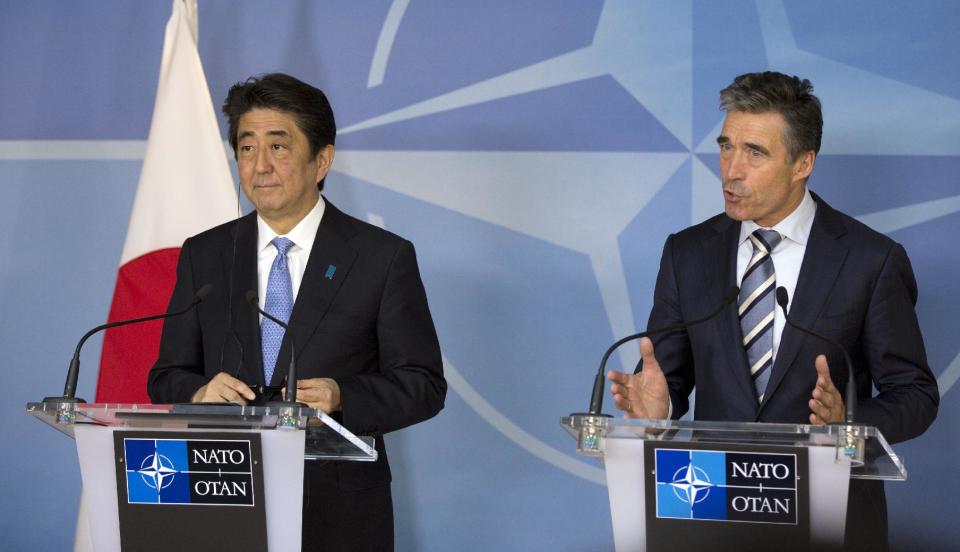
719, 71, 822, 161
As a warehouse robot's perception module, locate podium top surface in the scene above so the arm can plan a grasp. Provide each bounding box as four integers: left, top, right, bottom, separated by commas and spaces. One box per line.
561, 414, 906, 480
27, 401, 377, 462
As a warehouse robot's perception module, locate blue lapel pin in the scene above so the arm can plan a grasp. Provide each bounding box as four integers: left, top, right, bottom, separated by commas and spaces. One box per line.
325, 264, 337, 280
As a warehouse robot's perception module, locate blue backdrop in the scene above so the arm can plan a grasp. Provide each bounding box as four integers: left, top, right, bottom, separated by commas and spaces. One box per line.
1, 2, 958, 550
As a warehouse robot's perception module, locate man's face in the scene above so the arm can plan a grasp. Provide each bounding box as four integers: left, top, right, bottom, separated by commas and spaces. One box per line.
236, 108, 333, 230
717, 110, 813, 227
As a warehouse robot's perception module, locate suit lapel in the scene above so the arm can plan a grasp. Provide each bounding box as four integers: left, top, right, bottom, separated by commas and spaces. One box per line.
221, 213, 264, 385
760, 194, 849, 409
705, 216, 760, 412
272, 200, 359, 385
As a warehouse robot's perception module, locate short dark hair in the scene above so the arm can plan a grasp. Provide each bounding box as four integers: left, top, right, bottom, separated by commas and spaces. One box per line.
719, 71, 822, 161
222, 73, 336, 189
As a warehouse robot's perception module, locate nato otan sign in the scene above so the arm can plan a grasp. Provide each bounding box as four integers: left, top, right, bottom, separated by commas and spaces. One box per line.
655, 449, 798, 524
123, 438, 256, 506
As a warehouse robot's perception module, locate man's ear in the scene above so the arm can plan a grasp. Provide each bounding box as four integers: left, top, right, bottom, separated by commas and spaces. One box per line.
793, 150, 815, 182
314, 144, 335, 183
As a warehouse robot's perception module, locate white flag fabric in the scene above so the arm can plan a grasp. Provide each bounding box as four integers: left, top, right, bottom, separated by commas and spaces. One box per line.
79, 1, 237, 549
95, 0, 237, 404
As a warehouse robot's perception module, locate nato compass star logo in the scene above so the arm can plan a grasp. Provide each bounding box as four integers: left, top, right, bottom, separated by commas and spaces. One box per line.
328, 0, 960, 490
655, 449, 728, 521
655, 448, 798, 523
137, 451, 178, 491
123, 437, 256, 506
669, 463, 713, 506
124, 438, 191, 504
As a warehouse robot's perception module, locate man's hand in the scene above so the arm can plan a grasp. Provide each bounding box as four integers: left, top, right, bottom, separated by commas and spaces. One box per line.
286, 378, 342, 413
191, 372, 256, 404
809, 354, 845, 424
606, 337, 670, 419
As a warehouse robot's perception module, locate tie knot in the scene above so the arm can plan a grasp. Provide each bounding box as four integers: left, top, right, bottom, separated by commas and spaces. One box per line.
271, 237, 295, 256
752, 229, 782, 253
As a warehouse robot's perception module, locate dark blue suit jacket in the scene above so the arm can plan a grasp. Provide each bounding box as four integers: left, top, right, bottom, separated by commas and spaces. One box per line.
648, 193, 938, 441
148, 198, 445, 550
645, 192, 939, 549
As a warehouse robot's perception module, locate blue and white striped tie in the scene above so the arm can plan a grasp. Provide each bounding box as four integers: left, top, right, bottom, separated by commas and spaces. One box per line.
739, 229, 783, 403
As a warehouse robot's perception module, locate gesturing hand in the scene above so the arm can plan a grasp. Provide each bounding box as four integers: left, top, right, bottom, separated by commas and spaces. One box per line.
606, 337, 670, 419
809, 355, 845, 424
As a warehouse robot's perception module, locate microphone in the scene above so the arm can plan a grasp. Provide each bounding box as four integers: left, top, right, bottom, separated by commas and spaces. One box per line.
45, 283, 214, 404
245, 291, 302, 407
574, 286, 740, 417
775, 287, 856, 424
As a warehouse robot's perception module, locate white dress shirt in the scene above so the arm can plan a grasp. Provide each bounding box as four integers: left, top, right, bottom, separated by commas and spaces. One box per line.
255, 195, 325, 317
736, 188, 817, 364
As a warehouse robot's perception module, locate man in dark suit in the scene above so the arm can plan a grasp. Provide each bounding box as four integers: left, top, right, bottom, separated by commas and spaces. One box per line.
147, 73, 446, 551
607, 72, 938, 550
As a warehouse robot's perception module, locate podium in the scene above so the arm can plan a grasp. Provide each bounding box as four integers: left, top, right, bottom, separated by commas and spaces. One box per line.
27, 400, 377, 551
561, 415, 906, 551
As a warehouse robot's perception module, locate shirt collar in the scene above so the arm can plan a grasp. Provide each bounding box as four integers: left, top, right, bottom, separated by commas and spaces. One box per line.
256, 195, 326, 253
739, 188, 817, 246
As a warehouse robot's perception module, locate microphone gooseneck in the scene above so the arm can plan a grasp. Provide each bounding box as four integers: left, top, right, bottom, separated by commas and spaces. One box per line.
775, 287, 856, 424
48, 283, 213, 404
577, 285, 740, 417
221, 217, 245, 382
245, 291, 302, 407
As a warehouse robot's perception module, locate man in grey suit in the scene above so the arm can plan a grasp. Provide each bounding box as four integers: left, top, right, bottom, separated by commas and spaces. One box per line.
607, 71, 938, 550
148, 73, 446, 551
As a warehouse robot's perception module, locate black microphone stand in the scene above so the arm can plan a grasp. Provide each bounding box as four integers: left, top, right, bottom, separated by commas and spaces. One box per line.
44, 284, 213, 407
569, 287, 738, 455
571, 286, 740, 418
775, 287, 865, 466
245, 292, 304, 410
775, 287, 856, 424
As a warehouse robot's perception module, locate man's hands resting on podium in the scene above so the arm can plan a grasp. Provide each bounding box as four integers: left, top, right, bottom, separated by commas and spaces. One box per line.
191, 372, 256, 404
190, 372, 342, 413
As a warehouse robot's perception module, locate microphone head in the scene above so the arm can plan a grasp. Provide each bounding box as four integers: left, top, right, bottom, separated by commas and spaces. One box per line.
195, 283, 214, 301
776, 286, 789, 310
245, 290, 258, 306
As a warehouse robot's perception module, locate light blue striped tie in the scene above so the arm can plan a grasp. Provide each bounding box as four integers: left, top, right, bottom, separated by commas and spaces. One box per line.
261, 237, 295, 384
739, 229, 782, 403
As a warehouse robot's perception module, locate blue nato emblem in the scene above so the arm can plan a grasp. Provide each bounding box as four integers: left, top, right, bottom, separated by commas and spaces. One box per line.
124, 439, 191, 504
656, 449, 727, 521
655, 449, 798, 524
123, 438, 256, 506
